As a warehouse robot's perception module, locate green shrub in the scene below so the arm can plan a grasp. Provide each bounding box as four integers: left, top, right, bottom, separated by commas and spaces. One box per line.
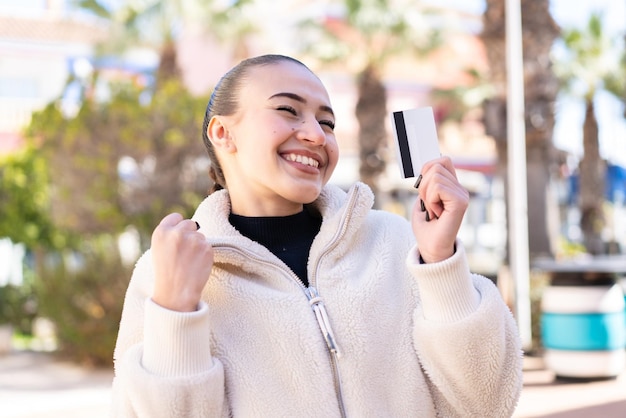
0, 282, 37, 334
35, 235, 131, 367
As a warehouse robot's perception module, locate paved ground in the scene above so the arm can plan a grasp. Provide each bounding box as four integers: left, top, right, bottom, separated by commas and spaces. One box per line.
1, 351, 112, 418
513, 355, 626, 417
1, 350, 625, 417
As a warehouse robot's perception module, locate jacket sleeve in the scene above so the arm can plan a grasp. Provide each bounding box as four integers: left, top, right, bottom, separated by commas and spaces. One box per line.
110, 251, 227, 418
408, 241, 523, 418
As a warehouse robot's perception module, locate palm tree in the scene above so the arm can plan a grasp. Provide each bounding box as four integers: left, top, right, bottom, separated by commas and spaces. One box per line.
73, 0, 257, 84
553, 13, 626, 254
73, 0, 182, 83
296, 0, 442, 201
480, 0, 560, 259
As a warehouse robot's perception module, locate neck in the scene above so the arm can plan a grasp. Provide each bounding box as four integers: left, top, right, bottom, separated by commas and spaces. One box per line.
229, 195, 304, 217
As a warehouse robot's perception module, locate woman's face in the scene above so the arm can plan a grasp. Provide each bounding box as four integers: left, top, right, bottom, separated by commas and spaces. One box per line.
211, 61, 339, 216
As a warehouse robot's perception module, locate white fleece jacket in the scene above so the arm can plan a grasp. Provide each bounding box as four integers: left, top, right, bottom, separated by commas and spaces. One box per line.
111, 182, 523, 418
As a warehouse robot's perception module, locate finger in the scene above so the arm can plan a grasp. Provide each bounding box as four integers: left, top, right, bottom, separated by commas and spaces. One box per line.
420, 177, 467, 219
423, 183, 452, 218
418, 161, 458, 205
421, 156, 458, 180
172, 218, 198, 232
159, 212, 184, 227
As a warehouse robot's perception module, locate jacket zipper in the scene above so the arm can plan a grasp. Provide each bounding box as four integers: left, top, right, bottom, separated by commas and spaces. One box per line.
307, 183, 361, 418
210, 248, 348, 417
306, 286, 346, 418
212, 183, 361, 418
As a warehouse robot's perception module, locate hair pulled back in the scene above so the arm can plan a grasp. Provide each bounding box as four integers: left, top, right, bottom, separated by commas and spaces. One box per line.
202, 54, 310, 194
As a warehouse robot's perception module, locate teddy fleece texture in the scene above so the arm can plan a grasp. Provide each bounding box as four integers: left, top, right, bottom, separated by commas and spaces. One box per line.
111, 182, 523, 418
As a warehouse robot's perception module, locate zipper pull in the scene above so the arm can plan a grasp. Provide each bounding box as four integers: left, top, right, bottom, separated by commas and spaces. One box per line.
307, 287, 342, 358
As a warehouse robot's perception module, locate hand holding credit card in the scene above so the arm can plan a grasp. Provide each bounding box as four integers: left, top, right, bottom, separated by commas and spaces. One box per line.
390, 107, 441, 181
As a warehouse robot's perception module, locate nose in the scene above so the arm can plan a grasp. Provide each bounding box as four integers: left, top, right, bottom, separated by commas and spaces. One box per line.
297, 117, 326, 146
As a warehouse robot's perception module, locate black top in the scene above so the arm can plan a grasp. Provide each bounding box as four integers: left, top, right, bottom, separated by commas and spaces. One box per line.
229, 209, 322, 287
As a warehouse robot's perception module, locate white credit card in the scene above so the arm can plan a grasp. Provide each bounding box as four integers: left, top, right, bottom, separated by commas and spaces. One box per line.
390, 107, 441, 179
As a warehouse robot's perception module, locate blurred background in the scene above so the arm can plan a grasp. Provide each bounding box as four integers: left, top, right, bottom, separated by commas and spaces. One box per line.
0, 0, 625, 416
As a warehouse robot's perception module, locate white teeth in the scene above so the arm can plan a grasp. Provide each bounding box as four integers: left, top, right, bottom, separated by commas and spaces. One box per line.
285, 153, 319, 168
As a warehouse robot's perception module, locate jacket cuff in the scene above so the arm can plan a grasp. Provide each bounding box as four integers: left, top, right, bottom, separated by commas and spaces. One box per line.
407, 240, 481, 323
142, 298, 214, 377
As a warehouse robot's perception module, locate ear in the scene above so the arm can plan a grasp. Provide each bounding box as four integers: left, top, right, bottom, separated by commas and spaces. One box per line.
207, 116, 237, 153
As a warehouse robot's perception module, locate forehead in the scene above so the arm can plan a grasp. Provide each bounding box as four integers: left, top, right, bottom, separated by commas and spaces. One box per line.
241, 61, 332, 107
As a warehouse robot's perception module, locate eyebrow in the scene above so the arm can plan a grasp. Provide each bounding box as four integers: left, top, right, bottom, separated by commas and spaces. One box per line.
269, 92, 335, 117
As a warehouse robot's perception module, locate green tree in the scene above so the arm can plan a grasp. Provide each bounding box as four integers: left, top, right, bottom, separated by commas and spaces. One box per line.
33, 235, 132, 366
24, 77, 209, 365
480, 0, 561, 259
553, 13, 626, 254
297, 0, 442, 201
0, 145, 66, 336
0, 146, 60, 249
26, 79, 210, 245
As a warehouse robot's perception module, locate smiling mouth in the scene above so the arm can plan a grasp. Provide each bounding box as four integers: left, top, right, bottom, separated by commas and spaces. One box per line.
283, 153, 320, 168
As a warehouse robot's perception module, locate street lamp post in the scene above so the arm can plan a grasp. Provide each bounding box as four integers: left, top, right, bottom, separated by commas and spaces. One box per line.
505, 0, 532, 351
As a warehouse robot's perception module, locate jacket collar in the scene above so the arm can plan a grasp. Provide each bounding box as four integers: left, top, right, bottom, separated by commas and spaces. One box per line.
191, 182, 375, 267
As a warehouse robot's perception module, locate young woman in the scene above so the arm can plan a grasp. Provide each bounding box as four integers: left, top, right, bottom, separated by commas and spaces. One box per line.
111, 54, 523, 417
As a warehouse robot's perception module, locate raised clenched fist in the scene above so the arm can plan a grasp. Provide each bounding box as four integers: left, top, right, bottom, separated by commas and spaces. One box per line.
151, 213, 214, 312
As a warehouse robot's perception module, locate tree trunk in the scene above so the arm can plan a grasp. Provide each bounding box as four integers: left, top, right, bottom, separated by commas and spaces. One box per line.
356, 64, 387, 204
519, 0, 560, 258
156, 41, 180, 86
481, 0, 560, 261
579, 98, 606, 254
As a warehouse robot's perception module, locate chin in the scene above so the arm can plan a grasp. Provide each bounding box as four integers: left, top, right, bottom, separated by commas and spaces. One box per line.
290, 184, 322, 204
301, 192, 322, 204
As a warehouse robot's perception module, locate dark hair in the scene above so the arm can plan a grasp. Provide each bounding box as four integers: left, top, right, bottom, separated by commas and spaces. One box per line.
202, 54, 310, 194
